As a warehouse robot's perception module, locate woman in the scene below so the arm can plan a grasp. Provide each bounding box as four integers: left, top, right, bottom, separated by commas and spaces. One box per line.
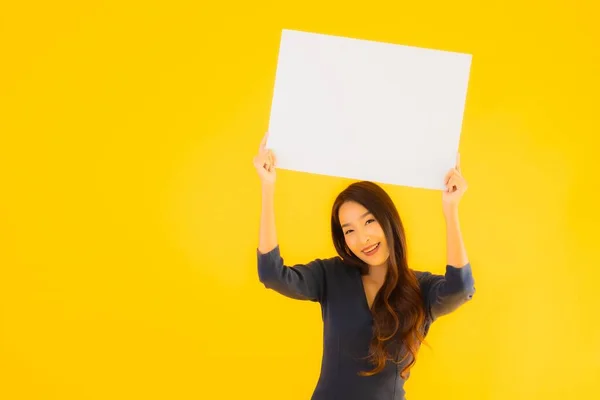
253, 131, 475, 400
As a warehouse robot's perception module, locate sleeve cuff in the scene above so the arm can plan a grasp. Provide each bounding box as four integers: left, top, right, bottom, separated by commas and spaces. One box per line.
257, 245, 280, 259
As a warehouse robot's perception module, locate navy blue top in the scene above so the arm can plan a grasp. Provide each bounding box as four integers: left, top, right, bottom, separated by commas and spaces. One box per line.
257, 245, 475, 400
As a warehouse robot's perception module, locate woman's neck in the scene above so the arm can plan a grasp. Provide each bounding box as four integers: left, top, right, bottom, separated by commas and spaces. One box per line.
366, 263, 388, 285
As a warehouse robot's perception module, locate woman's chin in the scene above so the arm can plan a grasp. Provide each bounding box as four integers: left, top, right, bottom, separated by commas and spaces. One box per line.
365, 254, 389, 267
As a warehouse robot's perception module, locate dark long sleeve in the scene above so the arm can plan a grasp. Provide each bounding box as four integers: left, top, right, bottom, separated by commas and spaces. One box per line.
418, 263, 475, 321
257, 245, 333, 303
257, 250, 475, 399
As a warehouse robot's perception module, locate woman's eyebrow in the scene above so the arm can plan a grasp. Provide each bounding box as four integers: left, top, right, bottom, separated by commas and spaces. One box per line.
341, 211, 372, 228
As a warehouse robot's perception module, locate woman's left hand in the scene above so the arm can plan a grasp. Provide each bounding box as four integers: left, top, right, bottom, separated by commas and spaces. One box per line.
442, 153, 468, 216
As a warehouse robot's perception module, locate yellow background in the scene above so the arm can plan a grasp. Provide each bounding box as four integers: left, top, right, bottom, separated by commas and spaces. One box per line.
1, 1, 598, 399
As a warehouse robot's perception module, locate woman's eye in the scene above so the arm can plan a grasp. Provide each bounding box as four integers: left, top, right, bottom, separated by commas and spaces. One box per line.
344, 229, 353, 235
366, 219, 375, 225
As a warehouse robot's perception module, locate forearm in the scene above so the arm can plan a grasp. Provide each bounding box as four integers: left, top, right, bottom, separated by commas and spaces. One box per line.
258, 183, 278, 254
444, 209, 469, 268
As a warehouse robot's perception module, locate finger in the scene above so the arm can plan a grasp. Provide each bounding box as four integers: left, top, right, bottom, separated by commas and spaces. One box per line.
253, 153, 269, 170
259, 131, 269, 152
444, 169, 453, 186
451, 176, 466, 193
272, 151, 278, 168
253, 155, 261, 168
266, 156, 274, 173
448, 176, 459, 191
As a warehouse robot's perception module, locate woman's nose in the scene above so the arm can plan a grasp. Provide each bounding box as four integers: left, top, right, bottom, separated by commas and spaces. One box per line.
359, 233, 371, 245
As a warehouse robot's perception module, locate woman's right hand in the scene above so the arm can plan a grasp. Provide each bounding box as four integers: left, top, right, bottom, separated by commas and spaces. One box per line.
253, 131, 277, 185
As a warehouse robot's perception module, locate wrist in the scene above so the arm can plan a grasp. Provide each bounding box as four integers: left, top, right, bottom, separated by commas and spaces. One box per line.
262, 182, 275, 194
443, 206, 459, 221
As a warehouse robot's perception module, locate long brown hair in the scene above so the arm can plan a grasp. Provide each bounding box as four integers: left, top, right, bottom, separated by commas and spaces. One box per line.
330, 181, 428, 379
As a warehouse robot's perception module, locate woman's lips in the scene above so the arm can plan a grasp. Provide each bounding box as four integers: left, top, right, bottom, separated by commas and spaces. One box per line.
362, 242, 380, 256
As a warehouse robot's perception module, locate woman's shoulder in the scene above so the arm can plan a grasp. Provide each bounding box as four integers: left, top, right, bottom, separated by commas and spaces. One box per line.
308, 255, 361, 284
321, 255, 356, 275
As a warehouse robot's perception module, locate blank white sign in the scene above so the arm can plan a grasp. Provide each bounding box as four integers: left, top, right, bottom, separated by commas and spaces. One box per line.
266, 29, 472, 190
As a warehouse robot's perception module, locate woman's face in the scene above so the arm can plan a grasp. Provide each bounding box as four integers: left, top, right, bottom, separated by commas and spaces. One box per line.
338, 201, 390, 267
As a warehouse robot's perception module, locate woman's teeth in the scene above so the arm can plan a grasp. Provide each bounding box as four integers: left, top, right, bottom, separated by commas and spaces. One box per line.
363, 243, 380, 254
